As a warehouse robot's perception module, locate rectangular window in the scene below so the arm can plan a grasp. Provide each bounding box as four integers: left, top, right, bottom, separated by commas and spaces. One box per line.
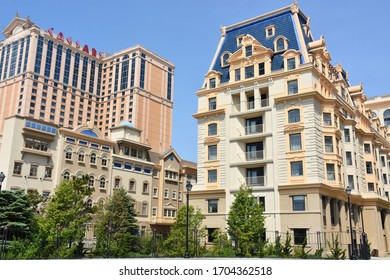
245, 46, 252, 57
29, 164, 38, 177
383, 174, 388, 185
208, 145, 217, 160
287, 80, 298, 94
164, 189, 169, 198
44, 40, 53, 78
344, 128, 350, 142
209, 78, 216, 89
289, 133, 302, 151
366, 162, 373, 174
209, 97, 216, 110
324, 136, 333, 153
292, 195, 305, 211
323, 113, 332, 126
245, 65, 254, 79
208, 199, 218, 213
293, 229, 307, 245
153, 187, 158, 198
287, 58, 296, 70
258, 62, 265, 75
367, 182, 375, 191
291, 161, 303, 176
346, 151, 352, 165
44, 167, 53, 179
34, 36, 44, 74
13, 162, 22, 175
208, 169, 217, 183
364, 143, 371, 154
152, 208, 157, 217
235, 69, 241, 81
348, 175, 354, 189
326, 164, 335, 181
140, 55, 146, 89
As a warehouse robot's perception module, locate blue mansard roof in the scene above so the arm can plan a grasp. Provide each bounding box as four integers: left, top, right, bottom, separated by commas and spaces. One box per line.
212, 9, 312, 83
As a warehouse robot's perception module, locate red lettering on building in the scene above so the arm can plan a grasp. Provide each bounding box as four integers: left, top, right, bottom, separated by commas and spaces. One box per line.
92, 48, 97, 56
76, 40, 80, 48
66, 37, 72, 45
47, 28, 54, 36
99, 51, 103, 59
57, 32, 64, 41
83, 44, 89, 53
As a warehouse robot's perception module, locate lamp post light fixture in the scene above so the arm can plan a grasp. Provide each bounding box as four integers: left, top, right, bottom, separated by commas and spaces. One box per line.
345, 185, 357, 260
0, 172, 5, 191
184, 180, 193, 258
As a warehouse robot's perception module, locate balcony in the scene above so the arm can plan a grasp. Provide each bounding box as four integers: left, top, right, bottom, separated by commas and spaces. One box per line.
246, 150, 264, 161
231, 98, 270, 116
246, 176, 266, 187
246, 124, 263, 135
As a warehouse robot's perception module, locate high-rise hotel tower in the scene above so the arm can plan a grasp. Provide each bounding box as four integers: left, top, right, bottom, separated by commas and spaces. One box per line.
0, 14, 174, 153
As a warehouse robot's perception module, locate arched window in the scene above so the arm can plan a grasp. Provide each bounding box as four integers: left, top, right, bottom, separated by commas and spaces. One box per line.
129, 199, 136, 211
99, 177, 106, 189
63, 171, 70, 180
142, 202, 148, 215
208, 123, 218, 136
222, 53, 230, 67
78, 150, 85, 162
288, 109, 300, 123
90, 153, 97, 164
101, 155, 108, 167
88, 175, 95, 188
384, 109, 390, 126
276, 38, 285, 51
65, 148, 73, 160
86, 198, 93, 208
76, 172, 83, 178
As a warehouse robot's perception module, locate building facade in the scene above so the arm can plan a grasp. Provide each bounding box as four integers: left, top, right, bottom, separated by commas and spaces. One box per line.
192, 3, 390, 256
0, 116, 196, 240
0, 15, 174, 154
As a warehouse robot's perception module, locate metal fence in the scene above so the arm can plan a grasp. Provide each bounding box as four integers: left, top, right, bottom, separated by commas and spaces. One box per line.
1, 225, 371, 259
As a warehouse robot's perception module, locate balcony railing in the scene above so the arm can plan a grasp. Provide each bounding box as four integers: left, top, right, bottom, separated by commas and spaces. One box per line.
246, 150, 264, 161
245, 124, 264, 135
245, 176, 265, 187
232, 98, 269, 113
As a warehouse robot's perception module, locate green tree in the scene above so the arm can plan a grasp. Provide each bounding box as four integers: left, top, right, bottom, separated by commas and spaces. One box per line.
0, 190, 37, 259
227, 184, 265, 257
208, 229, 235, 257
0, 189, 37, 238
92, 188, 139, 258
34, 175, 94, 258
162, 205, 206, 257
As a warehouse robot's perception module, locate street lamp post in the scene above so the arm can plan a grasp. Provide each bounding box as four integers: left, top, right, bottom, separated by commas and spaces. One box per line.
0, 172, 6, 191
345, 186, 357, 260
184, 180, 193, 258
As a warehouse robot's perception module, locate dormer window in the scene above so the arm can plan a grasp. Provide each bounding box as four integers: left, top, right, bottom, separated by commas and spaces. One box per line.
237, 35, 245, 46
274, 36, 288, 52
277, 38, 285, 51
209, 78, 216, 89
265, 25, 275, 38
245, 46, 252, 57
287, 58, 296, 70
221, 52, 230, 67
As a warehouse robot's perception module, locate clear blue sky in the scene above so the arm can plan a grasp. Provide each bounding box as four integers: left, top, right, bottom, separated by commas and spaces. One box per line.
1, 0, 389, 162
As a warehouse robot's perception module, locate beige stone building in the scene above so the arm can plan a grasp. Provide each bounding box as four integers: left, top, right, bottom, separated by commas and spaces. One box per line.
193, 3, 390, 256
0, 15, 174, 154
0, 116, 196, 240
149, 148, 197, 235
